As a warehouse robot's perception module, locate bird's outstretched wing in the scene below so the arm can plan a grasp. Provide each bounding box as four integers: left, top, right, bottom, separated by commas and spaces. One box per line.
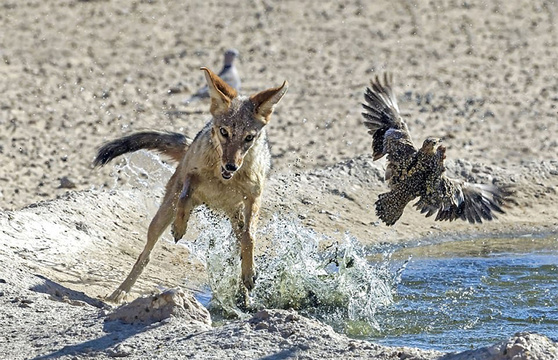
362, 74, 417, 185
414, 176, 513, 223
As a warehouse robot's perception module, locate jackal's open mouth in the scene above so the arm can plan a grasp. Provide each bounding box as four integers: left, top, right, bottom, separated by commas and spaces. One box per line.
221, 167, 233, 180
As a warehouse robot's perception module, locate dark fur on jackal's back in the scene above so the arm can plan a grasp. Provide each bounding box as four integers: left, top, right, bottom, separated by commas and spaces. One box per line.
94, 131, 191, 167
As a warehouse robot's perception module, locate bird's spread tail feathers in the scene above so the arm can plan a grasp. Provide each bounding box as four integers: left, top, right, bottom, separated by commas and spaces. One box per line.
375, 188, 416, 226
94, 131, 191, 167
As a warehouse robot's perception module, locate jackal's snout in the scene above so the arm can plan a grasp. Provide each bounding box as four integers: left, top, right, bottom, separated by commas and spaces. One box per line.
224, 163, 238, 172
221, 162, 238, 180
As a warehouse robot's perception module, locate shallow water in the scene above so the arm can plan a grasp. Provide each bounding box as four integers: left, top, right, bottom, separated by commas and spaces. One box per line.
189, 219, 558, 352
370, 235, 558, 352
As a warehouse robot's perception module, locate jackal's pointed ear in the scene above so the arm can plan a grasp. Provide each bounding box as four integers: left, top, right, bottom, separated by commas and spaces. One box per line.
250, 81, 288, 124
201, 67, 238, 116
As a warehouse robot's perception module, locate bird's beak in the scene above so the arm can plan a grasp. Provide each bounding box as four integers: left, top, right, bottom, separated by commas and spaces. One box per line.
438, 144, 447, 159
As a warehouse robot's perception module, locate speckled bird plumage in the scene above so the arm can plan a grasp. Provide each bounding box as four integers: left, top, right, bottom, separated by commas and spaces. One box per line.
362, 73, 512, 226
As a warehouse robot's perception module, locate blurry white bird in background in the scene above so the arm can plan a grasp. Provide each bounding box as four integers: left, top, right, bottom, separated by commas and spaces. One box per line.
183, 48, 241, 104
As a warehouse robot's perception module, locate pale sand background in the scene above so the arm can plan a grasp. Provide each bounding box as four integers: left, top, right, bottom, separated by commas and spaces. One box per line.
1, 0, 557, 210
0, 1, 558, 357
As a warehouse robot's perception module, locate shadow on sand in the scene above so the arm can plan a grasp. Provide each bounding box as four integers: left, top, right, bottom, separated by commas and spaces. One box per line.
29, 275, 163, 359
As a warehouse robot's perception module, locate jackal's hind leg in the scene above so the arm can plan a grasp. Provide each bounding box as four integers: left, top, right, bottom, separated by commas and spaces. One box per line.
106, 186, 178, 303
171, 176, 193, 243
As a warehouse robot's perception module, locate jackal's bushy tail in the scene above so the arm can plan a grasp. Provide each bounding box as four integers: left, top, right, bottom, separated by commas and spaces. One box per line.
94, 131, 191, 167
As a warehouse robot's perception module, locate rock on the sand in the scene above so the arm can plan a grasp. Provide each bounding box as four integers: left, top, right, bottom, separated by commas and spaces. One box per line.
106, 288, 211, 326
444, 332, 558, 360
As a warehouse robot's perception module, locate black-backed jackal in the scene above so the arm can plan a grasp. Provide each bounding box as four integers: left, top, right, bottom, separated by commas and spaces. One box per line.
95, 67, 288, 303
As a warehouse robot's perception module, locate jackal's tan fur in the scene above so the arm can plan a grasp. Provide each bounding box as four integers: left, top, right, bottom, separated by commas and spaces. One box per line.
95, 67, 288, 302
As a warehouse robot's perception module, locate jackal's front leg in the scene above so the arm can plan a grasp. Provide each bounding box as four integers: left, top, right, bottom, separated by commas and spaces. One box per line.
236, 196, 261, 291
171, 175, 193, 243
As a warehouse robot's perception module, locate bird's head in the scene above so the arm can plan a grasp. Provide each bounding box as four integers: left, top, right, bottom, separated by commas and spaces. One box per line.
420, 137, 442, 154
224, 48, 239, 65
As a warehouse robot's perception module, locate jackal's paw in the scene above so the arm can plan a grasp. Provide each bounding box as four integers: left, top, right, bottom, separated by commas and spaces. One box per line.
105, 289, 128, 304
170, 223, 185, 243
241, 268, 258, 291
235, 286, 252, 311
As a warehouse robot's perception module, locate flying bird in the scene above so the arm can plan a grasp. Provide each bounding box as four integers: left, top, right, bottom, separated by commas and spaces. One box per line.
184, 49, 241, 104
361, 73, 513, 226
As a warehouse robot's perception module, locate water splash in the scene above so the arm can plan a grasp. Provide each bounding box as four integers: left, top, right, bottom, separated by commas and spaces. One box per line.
182, 208, 244, 318
183, 210, 401, 334
102, 150, 175, 223
111, 150, 174, 192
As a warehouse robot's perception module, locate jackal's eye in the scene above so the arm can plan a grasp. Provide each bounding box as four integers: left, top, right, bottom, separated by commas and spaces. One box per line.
244, 134, 254, 142
219, 127, 229, 138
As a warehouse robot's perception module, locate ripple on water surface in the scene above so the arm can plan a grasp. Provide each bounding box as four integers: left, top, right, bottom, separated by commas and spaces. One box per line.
371, 235, 558, 351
